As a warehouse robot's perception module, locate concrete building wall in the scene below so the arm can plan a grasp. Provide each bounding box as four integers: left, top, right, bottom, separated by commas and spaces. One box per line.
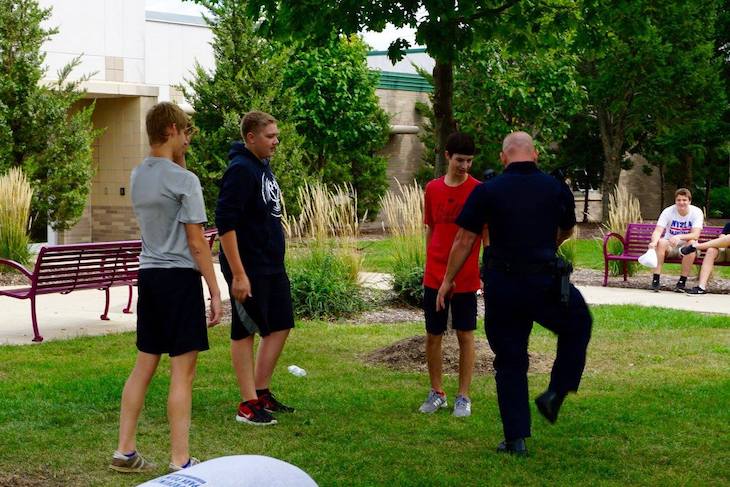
40, 0, 146, 84
144, 15, 215, 103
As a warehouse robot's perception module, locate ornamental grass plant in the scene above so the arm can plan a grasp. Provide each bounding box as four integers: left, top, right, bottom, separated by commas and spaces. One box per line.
380, 179, 425, 306
603, 183, 642, 276
0, 168, 33, 266
285, 182, 364, 319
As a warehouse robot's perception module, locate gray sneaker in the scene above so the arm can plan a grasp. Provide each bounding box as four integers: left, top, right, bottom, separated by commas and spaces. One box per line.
453, 395, 472, 417
418, 389, 447, 413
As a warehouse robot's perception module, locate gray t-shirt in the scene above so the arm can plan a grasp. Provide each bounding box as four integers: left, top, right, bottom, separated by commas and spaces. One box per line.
131, 157, 207, 269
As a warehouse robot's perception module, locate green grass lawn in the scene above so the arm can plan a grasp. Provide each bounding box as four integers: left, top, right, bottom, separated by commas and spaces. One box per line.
0, 305, 728, 486
360, 236, 730, 279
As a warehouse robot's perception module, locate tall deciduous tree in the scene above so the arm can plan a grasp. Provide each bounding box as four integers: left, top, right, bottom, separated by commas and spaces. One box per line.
415, 38, 585, 182
182, 0, 310, 219
244, 0, 551, 176
0, 0, 100, 232
575, 0, 727, 218
285, 36, 390, 216
186, 0, 390, 217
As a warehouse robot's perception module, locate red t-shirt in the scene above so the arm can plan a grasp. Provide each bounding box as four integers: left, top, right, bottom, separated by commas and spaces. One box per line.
423, 175, 482, 292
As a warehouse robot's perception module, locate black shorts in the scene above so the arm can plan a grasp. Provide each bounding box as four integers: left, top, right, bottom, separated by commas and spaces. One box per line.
228, 272, 295, 340
423, 286, 477, 335
136, 268, 209, 357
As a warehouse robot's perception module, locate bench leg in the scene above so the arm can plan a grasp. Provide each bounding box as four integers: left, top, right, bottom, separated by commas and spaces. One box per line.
623, 261, 628, 282
603, 260, 609, 286
30, 295, 43, 342
123, 284, 133, 314
100, 288, 110, 321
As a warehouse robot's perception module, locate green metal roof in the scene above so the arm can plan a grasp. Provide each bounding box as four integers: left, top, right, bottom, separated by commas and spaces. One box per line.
374, 71, 432, 93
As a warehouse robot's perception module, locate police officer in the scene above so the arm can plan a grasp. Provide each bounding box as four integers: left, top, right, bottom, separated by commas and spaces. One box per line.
437, 131, 592, 456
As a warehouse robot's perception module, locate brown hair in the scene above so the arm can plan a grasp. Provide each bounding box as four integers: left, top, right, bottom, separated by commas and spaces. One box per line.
146, 102, 189, 145
240, 111, 276, 140
675, 188, 692, 200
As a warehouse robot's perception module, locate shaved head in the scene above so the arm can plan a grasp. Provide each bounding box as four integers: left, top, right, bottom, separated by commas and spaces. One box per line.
500, 131, 538, 165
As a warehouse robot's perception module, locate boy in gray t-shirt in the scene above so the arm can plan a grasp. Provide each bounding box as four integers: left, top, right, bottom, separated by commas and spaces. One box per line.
110, 102, 222, 474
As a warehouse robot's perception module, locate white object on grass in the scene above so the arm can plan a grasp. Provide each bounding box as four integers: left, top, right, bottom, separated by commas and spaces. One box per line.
288, 365, 307, 377
137, 455, 318, 487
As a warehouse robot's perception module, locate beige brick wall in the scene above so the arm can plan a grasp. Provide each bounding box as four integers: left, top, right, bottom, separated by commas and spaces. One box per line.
60, 95, 156, 243
375, 89, 430, 194
57, 204, 93, 244
92, 206, 139, 242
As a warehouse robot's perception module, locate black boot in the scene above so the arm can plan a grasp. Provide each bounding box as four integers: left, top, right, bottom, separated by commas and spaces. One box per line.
535, 389, 566, 424
496, 438, 528, 457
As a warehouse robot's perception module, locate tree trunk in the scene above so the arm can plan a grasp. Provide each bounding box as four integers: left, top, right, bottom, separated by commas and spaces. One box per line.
597, 107, 623, 222
432, 61, 456, 177
677, 152, 693, 189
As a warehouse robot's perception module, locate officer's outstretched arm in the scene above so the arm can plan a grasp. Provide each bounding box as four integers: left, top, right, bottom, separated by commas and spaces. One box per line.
437, 227, 478, 311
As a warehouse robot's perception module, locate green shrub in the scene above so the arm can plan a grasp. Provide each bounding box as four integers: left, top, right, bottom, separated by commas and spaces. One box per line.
0, 168, 33, 266
391, 252, 425, 307
709, 186, 730, 218
287, 246, 365, 320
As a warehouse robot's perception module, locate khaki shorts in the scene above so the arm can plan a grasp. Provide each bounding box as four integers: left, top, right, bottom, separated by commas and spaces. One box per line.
665, 244, 691, 259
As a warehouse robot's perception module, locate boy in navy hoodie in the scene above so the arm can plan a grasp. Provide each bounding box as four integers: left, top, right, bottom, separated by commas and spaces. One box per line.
215, 111, 294, 426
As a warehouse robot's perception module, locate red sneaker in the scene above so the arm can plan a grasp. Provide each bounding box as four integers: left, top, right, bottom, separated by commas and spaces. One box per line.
235, 400, 277, 425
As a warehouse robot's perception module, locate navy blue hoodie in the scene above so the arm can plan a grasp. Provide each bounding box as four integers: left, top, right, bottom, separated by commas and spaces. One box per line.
215, 142, 286, 277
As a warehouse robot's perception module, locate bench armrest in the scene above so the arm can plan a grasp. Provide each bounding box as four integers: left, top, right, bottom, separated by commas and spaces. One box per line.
602, 232, 626, 257
0, 258, 33, 280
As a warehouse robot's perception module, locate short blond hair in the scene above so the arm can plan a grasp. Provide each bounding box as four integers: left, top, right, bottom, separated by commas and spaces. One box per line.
146, 102, 189, 145
240, 111, 276, 140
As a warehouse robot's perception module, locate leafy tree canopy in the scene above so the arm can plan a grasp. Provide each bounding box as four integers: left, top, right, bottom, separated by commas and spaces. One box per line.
186, 0, 390, 218
0, 0, 101, 232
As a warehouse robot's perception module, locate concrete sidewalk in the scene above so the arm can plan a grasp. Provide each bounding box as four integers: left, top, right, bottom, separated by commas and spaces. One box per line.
0, 264, 230, 345
1, 271, 727, 345
359, 272, 730, 314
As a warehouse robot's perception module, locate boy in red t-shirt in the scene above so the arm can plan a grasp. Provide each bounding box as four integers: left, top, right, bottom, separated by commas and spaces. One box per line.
419, 132, 482, 417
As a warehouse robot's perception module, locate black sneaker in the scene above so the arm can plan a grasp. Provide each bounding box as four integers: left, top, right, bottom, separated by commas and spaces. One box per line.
651, 280, 660, 292
259, 391, 295, 413
685, 286, 707, 295
680, 245, 697, 256
674, 280, 687, 293
236, 400, 277, 425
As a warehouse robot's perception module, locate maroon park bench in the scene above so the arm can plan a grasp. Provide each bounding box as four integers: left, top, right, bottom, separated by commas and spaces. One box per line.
602, 223, 726, 286
0, 228, 218, 343
0, 240, 141, 342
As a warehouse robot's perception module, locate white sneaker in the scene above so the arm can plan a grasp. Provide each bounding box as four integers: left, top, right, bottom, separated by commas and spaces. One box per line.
168, 457, 200, 473
453, 395, 472, 417
418, 389, 447, 413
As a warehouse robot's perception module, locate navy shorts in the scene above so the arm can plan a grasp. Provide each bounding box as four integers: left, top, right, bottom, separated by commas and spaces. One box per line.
423, 286, 477, 335
136, 268, 209, 357
229, 272, 295, 340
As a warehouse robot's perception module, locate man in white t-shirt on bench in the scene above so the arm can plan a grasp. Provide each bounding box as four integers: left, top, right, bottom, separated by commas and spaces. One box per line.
647, 188, 703, 292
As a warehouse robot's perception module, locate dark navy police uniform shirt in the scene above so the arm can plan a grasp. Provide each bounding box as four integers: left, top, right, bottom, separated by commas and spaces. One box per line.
456, 161, 576, 263
215, 142, 286, 276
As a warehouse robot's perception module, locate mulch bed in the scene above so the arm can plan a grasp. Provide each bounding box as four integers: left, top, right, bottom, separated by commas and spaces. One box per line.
0, 272, 29, 287
571, 268, 730, 294
365, 333, 554, 375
